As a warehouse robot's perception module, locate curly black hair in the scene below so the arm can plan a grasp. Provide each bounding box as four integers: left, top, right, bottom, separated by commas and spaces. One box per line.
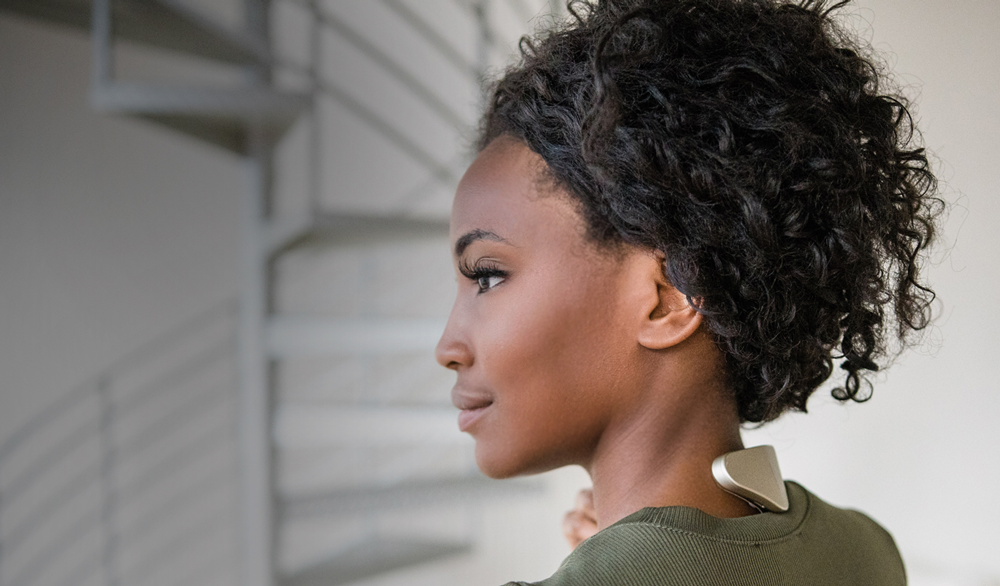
478, 0, 940, 422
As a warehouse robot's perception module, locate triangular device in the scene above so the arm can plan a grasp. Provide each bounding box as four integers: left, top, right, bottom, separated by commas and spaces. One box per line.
712, 445, 789, 513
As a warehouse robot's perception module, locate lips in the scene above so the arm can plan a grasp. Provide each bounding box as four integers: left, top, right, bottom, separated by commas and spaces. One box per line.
451, 387, 494, 432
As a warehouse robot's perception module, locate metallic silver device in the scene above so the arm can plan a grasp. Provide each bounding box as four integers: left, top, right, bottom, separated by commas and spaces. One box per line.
712, 445, 789, 513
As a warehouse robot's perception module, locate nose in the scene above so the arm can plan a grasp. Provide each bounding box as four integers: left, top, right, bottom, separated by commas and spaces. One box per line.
435, 310, 473, 371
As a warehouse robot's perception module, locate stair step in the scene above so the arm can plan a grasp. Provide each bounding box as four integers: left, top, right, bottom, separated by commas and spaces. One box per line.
267, 316, 445, 358
282, 475, 542, 518
0, 0, 267, 64
265, 212, 449, 256
279, 538, 471, 586
91, 82, 308, 153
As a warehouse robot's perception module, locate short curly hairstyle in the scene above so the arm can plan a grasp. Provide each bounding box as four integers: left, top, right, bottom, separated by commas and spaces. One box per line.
478, 0, 940, 422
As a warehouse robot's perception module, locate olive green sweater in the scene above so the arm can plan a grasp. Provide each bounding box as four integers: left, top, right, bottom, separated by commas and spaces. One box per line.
505, 482, 905, 586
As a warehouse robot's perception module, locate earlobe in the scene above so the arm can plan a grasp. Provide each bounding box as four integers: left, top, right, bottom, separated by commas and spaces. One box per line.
636, 253, 703, 350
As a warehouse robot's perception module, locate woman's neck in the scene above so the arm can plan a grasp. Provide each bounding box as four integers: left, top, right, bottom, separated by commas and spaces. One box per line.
584, 377, 755, 529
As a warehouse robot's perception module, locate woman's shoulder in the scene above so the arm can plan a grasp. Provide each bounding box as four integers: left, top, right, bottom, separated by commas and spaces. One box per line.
503, 482, 905, 586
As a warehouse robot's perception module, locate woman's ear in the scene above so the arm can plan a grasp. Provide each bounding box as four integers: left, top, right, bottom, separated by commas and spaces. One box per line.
636, 252, 702, 350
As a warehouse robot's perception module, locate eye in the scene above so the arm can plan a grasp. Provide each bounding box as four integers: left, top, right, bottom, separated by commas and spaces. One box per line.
458, 258, 507, 294
476, 274, 505, 293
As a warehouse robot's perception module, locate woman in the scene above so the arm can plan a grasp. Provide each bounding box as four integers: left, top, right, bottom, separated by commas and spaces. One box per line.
435, 0, 939, 583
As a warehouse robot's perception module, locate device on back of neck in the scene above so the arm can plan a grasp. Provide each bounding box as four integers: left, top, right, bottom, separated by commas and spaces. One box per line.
712, 445, 789, 513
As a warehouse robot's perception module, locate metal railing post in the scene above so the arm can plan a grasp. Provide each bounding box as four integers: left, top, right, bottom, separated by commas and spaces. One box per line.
239, 3, 276, 585
91, 0, 113, 88
239, 135, 276, 586
309, 0, 322, 219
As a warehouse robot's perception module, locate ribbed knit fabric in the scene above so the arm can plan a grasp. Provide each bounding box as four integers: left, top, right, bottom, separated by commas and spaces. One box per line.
504, 482, 905, 586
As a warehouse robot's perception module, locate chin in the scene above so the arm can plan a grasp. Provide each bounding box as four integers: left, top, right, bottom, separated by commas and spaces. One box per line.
474, 442, 562, 479
474, 444, 521, 479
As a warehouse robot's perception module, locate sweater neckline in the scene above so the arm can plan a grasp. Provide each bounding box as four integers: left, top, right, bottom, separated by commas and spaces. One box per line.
604, 481, 811, 544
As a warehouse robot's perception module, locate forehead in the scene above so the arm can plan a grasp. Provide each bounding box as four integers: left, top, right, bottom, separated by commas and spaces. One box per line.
451, 138, 583, 248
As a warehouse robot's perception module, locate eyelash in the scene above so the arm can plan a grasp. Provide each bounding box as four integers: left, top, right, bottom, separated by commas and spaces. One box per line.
458, 259, 508, 294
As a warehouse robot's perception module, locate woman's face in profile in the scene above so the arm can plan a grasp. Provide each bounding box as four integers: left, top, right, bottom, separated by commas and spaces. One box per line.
435, 137, 660, 478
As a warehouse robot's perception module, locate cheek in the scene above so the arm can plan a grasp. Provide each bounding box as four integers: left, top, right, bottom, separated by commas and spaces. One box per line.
471, 269, 636, 475
483, 272, 611, 400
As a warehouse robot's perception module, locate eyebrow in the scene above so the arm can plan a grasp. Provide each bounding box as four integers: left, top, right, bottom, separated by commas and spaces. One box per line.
454, 229, 508, 257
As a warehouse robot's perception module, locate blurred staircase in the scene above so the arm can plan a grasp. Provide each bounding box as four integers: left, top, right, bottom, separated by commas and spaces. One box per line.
0, 1, 546, 585
0, 0, 305, 153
